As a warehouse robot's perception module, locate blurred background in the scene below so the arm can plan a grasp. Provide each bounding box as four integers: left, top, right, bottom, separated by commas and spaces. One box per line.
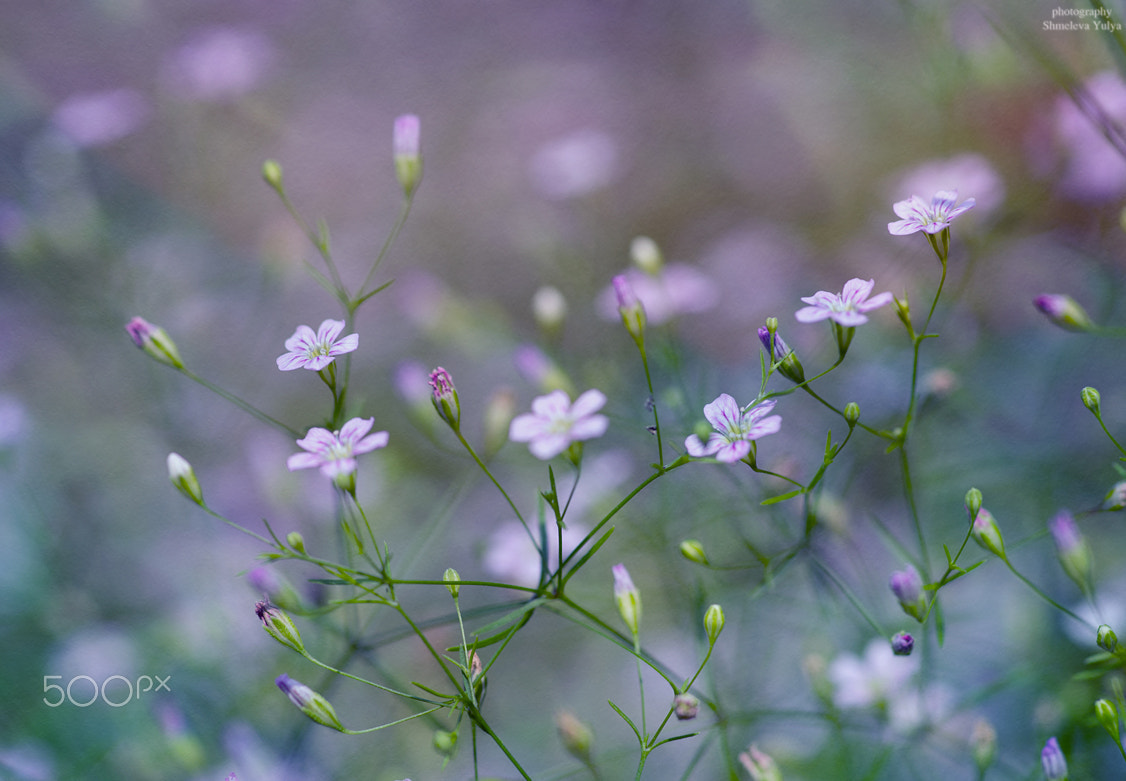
2, 0, 1126, 778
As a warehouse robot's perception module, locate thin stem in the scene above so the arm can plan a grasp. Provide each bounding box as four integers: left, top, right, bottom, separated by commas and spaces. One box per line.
179, 368, 300, 438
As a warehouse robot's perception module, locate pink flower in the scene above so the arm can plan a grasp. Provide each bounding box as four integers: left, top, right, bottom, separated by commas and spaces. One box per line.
287, 417, 388, 479
795, 278, 893, 327
276, 319, 358, 371
684, 394, 781, 463
887, 190, 976, 235
508, 389, 609, 459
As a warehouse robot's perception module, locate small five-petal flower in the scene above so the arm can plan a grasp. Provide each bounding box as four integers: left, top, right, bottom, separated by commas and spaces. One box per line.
276, 319, 359, 371
684, 394, 781, 463
508, 389, 609, 460
287, 417, 389, 479
887, 190, 976, 236
795, 278, 893, 327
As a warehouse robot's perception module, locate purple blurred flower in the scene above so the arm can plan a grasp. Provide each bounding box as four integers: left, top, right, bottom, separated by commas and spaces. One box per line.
287, 417, 388, 478
276, 319, 358, 371
887, 191, 976, 235
53, 88, 149, 147
598, 266, 718, 326
1052, 70, 1126, 201
684, 394, 781, 463
529, 129, 620, 200
163, 27, 275, 100
508, 389, 608, 459
890, 155, 1003, 219
795, 278, 893, 327
1034, 294, 1093, 332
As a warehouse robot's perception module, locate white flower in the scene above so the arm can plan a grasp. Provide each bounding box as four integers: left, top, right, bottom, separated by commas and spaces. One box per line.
508, 389, 609, 459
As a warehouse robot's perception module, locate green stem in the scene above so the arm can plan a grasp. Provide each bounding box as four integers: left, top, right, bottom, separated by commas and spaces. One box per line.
179, 368, 300, 438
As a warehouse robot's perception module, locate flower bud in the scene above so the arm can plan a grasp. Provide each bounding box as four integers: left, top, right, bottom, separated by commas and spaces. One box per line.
255, 601, 304, 653
432, 729, 457, 756
1097, 624, 1119, 653
166, 453, 204, 505
555, 711, 593, 761
1040, 736, 1068, 781
286, 531, 306, 553
393, 114, 422, 197
1096, 698, 1120, 741
1049, 511, 1091, 591
275, 674, 345, 731
678, 539, 709, 566
612, 274, 646, 345
1102, 481, 1126, 512
894, 294, 912, 331
970, 719, 997, 772
674, 693, 699, 720
970, 507, 1005, 559
843, 402, 860, 427
1082, 386, 1101, 414
964, 487, 983, 520
738, 744, 782, 781
262, 159, 284, 193
757, 325, 805, 384
428, 367, 460, 431
482, 387, 517, 459
247, 566, 303, 612
704, 603, 725, 646
443, 567, 460, 599
1034, 294, 1093, 332
889, 565, 926, 622
612, 563, 642, 638
126, 317, 184, 369
532, 285, 567, 335
891, 631, 914, 656
630, 235, 663, 274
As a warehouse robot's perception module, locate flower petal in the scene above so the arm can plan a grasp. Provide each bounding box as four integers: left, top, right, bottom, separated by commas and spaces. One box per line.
287, 452, 325, 471
352, 430, 390, 454
702, 394, 741, 435
277, 353, 309, 371
569, 389, 607, 419
339, 417, 375, 444
795, 306, 832, 323
316, 319, 346, 343
529, 433, 569, 460
508, 413, 544, 442
568, 415, 609, 441
714, 439, 751, 462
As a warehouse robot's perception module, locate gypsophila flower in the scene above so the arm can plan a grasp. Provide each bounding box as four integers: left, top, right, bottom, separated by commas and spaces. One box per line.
508, 389, 608, 460
287, 417, 388, 479
684, 394, 781, 463
795, 278, 894, 327
276, 319, 358, 371
887, 190, 976, 235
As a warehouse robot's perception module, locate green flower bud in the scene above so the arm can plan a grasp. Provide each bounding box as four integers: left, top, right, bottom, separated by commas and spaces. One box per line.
127, 317, 185, 369
1050, 511, 1091, 592
393, 114, 422, 198
894, 294, 912, 332
166, 453, 204, 505
432, 729, 457, 756
443, 567, 460, 599
630, 235, 663, 275
1102, 481, 1126, 512
1082, 386, 1101, 414
613, 275, 646, 346
971, 719, 997, 772
286, 531, 306, 553
612, 563, 642, 638
275, 674, 345, 731
1097, 624, 1118, 653
255, 601, 304, 653
843, 402, 860, 427
555, 711, 593, 761
1096, 698, 1120, 741
678, 539, 709, 565
262, 159, 284, 192
428, 367, 460, 432
704, 603, 725, 646
964, 487, 982, 519
970, 507, 1005, 559
1034, 294, 1094, 332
